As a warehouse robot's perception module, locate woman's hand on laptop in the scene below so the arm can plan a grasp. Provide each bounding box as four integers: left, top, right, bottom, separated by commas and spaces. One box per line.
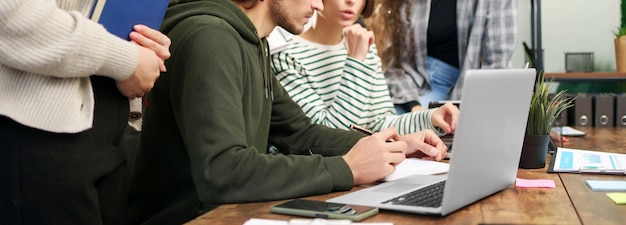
400, 129, 448, 161
430, 102, 459, 134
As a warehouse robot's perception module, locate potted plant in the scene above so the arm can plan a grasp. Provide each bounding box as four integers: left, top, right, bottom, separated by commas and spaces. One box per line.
519, 72, 575, 169
615, 0, 626, 72
614, 27, 626, 72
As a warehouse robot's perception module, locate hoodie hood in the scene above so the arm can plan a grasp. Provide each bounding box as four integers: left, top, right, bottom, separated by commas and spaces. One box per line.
162, 0, 274, 100
162, 0, 259, 45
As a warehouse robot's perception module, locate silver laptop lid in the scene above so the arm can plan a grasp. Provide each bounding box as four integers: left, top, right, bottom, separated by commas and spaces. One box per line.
327, 69, 536, 216
440, 68, 535, 215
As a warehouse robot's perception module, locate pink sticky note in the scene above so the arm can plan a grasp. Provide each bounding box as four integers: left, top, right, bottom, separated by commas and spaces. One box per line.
515, 178, 556, 188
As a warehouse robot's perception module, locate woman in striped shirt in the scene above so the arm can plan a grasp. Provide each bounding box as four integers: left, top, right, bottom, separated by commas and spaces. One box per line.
270, 0, 458, 136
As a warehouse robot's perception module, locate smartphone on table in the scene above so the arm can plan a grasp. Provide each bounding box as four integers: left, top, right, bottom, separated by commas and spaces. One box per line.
271, 199, 378, 221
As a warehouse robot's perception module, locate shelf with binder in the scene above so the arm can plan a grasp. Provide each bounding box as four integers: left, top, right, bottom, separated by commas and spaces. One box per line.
561, 93, 626, 128
617, 94, 626, 127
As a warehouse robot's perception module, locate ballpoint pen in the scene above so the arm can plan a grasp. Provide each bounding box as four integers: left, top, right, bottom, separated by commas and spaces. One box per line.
350, 124, 395, 143
579, 165, 626, 174
349, 124, 374, 136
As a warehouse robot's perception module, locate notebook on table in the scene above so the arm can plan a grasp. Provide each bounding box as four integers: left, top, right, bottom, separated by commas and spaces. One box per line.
327, 68, 536, 216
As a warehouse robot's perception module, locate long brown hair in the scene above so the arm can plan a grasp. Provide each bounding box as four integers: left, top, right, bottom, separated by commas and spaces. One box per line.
365, 0, 415, 69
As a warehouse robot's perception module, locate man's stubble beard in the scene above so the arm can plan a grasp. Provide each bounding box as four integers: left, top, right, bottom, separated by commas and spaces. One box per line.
270, 0, 305, 35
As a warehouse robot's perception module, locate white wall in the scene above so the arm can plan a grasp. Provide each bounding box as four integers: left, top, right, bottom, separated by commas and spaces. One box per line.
513, 0, 621, 72
273, 1, 621, 73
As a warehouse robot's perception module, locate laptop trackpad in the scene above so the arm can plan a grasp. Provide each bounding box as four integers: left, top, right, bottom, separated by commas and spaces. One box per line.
372, 175, 446, 193
373, 183, 420, 193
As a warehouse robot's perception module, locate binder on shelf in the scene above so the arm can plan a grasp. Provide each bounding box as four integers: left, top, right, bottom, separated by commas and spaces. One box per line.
573, 94, 593, 127
617, 94, 626, 127
90, 0, 169, 40
593, 94, 614, 127
565, 104, 576, 126
552, 93, 573, 126
556, 107, 568, 126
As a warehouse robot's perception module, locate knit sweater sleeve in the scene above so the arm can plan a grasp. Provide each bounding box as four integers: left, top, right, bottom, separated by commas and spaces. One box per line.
0, 0, 137, 81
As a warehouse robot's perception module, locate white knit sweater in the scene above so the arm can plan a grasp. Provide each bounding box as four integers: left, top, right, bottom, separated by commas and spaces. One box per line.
0, 0, 138, 133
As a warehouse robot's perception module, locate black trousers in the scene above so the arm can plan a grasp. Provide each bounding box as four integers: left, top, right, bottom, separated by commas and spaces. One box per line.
0, 76, 129, 225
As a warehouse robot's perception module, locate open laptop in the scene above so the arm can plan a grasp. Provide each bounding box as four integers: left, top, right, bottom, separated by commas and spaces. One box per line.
327, 68, 536, 216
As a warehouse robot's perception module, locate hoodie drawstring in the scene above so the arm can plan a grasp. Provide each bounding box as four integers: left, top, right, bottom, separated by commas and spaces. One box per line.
260, 37, 274, 101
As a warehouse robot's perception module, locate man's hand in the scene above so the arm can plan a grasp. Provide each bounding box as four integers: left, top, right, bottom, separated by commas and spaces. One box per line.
399, 129, 447, 161
430, 102, 459, 134
343, 128, 406, 185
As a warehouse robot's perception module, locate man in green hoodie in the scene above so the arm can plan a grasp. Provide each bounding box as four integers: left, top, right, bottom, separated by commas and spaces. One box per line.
127, 0, 448, 224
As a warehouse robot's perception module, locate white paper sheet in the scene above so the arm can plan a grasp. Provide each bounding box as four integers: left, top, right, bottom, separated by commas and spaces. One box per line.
383, 158, 449, 181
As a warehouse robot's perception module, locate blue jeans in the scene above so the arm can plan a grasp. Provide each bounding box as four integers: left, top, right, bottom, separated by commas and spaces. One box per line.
394, 57, 460, 114
419, 56, 460, 107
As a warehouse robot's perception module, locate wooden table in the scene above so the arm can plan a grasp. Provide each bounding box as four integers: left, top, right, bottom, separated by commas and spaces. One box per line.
187, 127, 626, 225
558, 127, 626, 225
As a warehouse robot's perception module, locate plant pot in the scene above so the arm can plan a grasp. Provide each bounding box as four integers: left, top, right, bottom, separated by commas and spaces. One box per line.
519, 135, 550, 169
615, 36, 626, 72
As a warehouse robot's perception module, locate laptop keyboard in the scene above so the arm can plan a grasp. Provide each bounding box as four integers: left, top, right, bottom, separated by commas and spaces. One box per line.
381, 180, 446, 207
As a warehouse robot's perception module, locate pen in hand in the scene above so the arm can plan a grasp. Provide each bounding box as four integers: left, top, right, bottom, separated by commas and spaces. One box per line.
350, 124, 393, 142
350, 124, 374, 136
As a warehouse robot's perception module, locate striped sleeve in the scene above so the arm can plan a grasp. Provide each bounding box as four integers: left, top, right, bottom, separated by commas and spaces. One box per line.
270, 38, 440, 136
271, 43, 377, 129
361, 46, 441, 135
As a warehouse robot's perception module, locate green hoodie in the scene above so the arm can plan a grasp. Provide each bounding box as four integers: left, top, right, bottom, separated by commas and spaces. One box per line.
127, 0, 365, 224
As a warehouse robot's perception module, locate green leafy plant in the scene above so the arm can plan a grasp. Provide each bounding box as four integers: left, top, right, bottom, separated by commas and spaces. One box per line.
617, 0, 626, 39
525, 72, 575, 136
614, 26, 626, 39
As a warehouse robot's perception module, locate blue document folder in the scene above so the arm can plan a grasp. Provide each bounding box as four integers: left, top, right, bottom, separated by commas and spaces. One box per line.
90, 0, 169, 40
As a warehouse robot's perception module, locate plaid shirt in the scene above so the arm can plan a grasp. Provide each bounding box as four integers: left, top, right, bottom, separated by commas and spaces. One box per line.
384, 0, 517, 104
